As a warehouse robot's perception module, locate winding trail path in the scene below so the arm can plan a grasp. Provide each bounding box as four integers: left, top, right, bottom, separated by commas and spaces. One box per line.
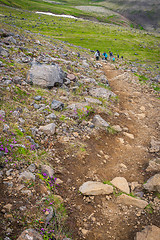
61, 62, 160, 240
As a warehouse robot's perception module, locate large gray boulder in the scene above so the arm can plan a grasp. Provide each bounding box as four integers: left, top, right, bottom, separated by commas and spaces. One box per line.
89, 87, 116, 100
79, 181, 113, 195
135, 225, 160, 240
26, 63, 66, 88
17, 229, 43, 240
143, 173, 160, 192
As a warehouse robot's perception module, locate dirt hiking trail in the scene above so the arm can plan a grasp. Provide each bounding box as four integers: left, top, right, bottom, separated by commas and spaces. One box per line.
58, 62, 160, 240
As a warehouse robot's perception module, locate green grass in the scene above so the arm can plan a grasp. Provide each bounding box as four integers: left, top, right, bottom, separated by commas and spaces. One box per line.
103, 180, 113, 185
145, 203, 153, 214
0, 4, 159, 69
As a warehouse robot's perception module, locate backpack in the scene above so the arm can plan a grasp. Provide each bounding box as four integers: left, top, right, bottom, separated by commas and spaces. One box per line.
95, 51, 99, 57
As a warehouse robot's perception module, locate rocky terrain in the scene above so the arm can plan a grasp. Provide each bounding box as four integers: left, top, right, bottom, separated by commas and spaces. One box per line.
0, 22, 160, 240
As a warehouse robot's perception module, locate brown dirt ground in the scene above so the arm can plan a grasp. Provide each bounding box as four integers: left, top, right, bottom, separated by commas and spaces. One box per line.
56, 63, 160, 240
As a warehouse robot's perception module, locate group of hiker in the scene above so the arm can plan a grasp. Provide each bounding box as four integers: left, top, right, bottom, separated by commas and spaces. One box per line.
94, 50, 123, 62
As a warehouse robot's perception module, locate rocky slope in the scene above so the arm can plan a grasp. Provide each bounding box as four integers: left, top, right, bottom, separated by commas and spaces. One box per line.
0, 23, 160, 240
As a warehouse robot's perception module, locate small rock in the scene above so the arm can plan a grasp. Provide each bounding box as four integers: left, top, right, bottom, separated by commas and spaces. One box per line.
140, 106, 145, 111
0, 109, 5, 118
39, 123, 56, 135
67, 73, 76, 81
149, 138, 160, 153
79, 181, 113, 195
55, 178, 63, 184
81, 229, 89, 235
51, 100, 64, 111
123, 132, 134, 139
19, 171, 35, 181
92, 115, 109, 128
46, 113, 56, 119
112, 125, 122, 132
34, 95, 42, 101
17, 229, 43, 240
21, 190, 32, 196
3, 204, 12, 212
119, 163, 127, 169
41, 165, 54, 178
34, 103, 40, 109
136, 113, 145, 119
27, 163, 36, 173
19, 206, 27, 211
111, 177, 130, 194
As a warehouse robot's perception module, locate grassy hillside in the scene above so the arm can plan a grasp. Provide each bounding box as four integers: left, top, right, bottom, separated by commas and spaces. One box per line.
0, 0, 132, 27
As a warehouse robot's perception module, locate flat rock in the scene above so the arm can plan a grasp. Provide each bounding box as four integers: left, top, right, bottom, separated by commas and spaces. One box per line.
19, 171, 35, 181
17, 228, 43, 240
85, 97, 102, 105
82, 78, 96, 84
112, 125, 122, 132
111, 177, 130, 194
143, 173, 160, 192
136, 113, 145, 119
135, 225, 160, 240
67, 73, 76, 81
89, 87, 116, 100
79, 181, 113, 195
123, 132, 134, 139
46, 113, 57, 119
67, 102, 90, 112
26, 63, 66, 88
92, 115, 109, 128
39, 123, 56, 135
41, 165, 54, 178
117, 194, 148, 208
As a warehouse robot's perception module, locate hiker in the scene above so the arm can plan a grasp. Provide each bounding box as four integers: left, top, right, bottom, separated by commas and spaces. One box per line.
102, 52, 108, 60
121, 56, 123, 59
117, 54, 119, 59
94, 50, 100, 60
112, 56, 115, 62
109, 51, 113, 60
